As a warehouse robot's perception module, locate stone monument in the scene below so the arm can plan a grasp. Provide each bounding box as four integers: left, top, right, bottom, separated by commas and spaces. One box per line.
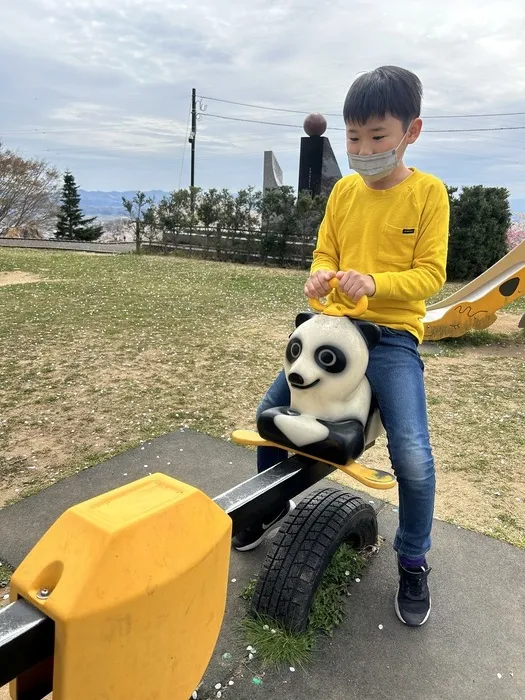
298, 113, 342, 197
263, 150, 284, 191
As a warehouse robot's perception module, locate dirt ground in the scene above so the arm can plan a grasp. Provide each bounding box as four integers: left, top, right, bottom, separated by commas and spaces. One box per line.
0, 684, 49, 700
0, 686, 47, 699
0, 271, 45, 286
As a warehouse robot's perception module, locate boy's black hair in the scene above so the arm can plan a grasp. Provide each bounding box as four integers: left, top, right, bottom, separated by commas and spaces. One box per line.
343, 66, 422, 130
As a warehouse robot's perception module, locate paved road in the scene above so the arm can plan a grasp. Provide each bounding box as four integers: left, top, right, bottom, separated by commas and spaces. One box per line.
0, 238, 135, 254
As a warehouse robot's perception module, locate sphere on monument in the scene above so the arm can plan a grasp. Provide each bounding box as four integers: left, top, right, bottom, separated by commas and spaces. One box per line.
303, 112, 327, 137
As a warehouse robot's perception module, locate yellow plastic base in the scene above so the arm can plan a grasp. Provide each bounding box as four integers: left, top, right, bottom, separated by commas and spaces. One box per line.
232, 429, 396, 490
10, 473, 232, 700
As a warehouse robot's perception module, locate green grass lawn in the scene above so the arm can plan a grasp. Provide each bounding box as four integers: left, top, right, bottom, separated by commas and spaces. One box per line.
1, 249, 524, 548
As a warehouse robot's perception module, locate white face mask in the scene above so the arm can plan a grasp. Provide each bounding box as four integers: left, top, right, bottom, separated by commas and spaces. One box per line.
347, 127, 410, 182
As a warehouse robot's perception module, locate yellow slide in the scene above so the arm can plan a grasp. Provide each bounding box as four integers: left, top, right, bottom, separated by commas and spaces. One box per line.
423, 240, 525, 341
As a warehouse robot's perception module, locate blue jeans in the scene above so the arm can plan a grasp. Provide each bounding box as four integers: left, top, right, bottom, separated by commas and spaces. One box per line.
255, 327, 435, 559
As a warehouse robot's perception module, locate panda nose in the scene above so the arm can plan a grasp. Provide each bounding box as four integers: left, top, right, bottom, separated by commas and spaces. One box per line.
288, 372, 304, 385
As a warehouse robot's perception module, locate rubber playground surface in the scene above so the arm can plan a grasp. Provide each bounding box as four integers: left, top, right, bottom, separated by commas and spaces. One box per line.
1, 429, 523, 700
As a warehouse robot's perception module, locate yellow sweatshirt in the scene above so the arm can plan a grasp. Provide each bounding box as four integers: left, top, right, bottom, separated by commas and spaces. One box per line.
311, 168, 450, 343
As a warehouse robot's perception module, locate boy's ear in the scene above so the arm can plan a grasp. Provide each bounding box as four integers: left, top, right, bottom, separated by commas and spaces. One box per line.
352, 319, 381, 350
407, 117, 423, 144
295, 312, 315, 327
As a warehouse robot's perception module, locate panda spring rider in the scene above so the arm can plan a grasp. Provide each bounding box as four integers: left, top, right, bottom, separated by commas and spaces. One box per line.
257, 312, 384, 463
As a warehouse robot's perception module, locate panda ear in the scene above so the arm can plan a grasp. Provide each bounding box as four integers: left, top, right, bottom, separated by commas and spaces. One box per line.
351, 319, 381, 349
295, 312, 315, 327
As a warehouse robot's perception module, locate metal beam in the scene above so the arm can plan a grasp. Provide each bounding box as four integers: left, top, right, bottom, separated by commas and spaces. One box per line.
214, 454, 335, 535
0, 598, 54, 692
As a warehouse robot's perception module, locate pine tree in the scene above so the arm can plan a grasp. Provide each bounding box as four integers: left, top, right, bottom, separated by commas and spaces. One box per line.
55, 171, 103, 241
447, 185, 510, 281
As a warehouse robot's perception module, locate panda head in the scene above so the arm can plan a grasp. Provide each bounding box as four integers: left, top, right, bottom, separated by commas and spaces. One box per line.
284, 313, 380, 401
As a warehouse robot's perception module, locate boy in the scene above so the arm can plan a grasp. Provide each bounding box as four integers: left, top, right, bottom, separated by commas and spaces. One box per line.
232, 66, 450, 627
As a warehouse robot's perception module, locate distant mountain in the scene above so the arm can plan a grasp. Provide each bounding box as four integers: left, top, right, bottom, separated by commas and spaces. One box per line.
79, 190, 169, 219
79, 190, 525, 220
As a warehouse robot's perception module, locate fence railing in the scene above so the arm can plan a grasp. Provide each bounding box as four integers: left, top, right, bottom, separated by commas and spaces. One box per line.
142, 226, 317, 267
0, 227, 320, 267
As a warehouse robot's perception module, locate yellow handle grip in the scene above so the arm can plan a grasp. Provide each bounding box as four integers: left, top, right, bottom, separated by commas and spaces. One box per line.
309, 277, 368, 318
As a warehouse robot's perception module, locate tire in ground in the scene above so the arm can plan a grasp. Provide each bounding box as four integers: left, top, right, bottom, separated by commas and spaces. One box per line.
251, 487, 378, 634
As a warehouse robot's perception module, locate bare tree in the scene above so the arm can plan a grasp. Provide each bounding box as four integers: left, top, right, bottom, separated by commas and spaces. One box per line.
0, 142, 60, 235
122, 191, 155, 254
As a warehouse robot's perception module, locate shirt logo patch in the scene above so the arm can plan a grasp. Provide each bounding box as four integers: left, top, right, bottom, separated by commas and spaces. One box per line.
402, 228, 415, 234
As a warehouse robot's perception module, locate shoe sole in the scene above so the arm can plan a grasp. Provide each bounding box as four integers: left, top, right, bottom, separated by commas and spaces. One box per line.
394, 585, 431, 626
233, 501, 296, 552
232, 531, 268, 552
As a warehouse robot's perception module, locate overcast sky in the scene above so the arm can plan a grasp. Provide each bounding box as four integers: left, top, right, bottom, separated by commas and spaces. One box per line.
1, 0, 524, 211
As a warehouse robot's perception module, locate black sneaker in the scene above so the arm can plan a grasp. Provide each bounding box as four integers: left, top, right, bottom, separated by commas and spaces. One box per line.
395, 562, 432, 627
231, 501, 296, 552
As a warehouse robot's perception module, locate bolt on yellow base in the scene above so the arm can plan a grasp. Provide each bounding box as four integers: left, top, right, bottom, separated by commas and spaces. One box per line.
9, 473, 232, 700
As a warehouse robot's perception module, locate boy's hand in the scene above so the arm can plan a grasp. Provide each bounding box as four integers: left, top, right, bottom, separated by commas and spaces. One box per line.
304, 270, 337, 298
336, 270, 376, 301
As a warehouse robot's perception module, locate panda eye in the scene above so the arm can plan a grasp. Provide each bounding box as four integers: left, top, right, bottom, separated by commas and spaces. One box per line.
315, 345, 347, 373
290, 342, 301, 358
318, 349, 337, 366
286, 338, 302, 363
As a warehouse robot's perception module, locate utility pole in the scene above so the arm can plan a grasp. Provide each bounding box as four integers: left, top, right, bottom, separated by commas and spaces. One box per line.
189, 88, 197, 189
189, 88, 197, 217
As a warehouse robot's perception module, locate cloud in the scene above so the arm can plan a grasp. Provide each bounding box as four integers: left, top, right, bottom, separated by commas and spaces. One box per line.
1, 0, 524, 204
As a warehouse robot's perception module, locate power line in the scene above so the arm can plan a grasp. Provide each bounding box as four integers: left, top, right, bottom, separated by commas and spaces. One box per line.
198, 95, 525, 120
3, 91, 524, 121
426, 126, 525, 133
198, 95, 314, 115
0, 126, 179, 135
23, 145, 521, 169
203, 113, 309, 128
202, 112, 525, 134
3, 114, 523, 143
423, 111, 525, 119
